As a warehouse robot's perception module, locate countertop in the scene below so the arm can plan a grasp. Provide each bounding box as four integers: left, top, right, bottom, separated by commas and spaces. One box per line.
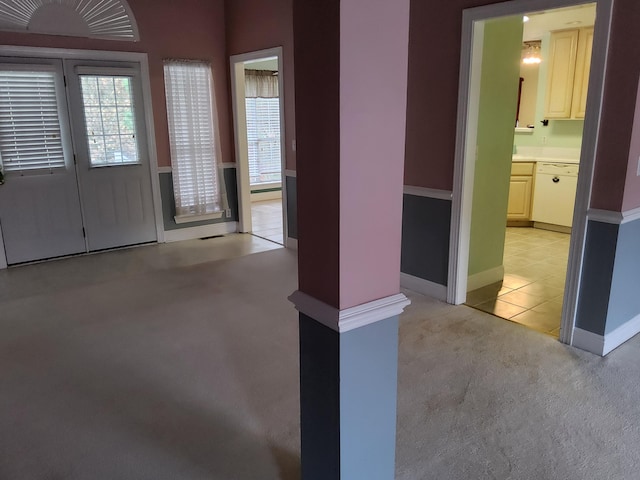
512, 154, 580, 165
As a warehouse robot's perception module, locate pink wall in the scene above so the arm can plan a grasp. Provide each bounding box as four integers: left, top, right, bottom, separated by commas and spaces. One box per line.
0, 0, 232, 169
293, 0, 341, 307
225, 0, 296, 170
338, 0, 411, 309
622, 78, 640, 212
591, 0, 640, 211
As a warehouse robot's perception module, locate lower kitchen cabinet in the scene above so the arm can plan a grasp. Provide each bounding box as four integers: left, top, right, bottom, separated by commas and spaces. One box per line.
507, 162, 535, 223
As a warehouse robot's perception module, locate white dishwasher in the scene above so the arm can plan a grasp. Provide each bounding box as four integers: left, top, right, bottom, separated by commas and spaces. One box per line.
531, 162, 579, 227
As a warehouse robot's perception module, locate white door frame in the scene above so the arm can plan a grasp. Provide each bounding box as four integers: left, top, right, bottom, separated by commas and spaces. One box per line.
230, 47, 288, 243
0, 45, 164, 268
448, 0, 613, 346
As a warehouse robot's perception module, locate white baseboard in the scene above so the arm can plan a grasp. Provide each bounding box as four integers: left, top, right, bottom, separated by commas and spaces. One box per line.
251, 191, 282, 202
286, 237, 298, 250
572, 313, 640, 356
164, 222, 237, 243
400, 272, 448, 301
467, 265, 504, 292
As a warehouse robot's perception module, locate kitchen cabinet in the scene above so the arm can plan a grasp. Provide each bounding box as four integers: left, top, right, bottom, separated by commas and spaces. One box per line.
544, 27, 594, 119
507, 162, 535, 223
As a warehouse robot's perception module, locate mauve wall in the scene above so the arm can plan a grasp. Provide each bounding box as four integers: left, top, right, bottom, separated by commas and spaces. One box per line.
0, 0, 232, 169
225, 0, 296, 171
622, 78, 640, 212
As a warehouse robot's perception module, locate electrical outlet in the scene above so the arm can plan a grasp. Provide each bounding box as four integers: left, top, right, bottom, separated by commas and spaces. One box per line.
542, 136, 548, 145
225, 208, 231, 217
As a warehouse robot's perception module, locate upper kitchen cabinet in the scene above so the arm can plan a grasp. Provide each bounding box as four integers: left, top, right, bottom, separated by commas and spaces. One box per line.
544, 27, 593, 119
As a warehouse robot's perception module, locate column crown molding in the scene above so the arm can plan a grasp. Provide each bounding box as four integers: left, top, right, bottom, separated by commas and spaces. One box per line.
289, 290, 410, 333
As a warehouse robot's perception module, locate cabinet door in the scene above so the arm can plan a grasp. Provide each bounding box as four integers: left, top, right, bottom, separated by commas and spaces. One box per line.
571, 27, 594, 119
507, 175, 533, 221
544, 29, 579, 119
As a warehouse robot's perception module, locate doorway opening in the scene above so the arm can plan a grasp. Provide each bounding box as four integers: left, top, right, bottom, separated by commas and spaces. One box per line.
230, 48, 287, 246
449, 0, 613, 345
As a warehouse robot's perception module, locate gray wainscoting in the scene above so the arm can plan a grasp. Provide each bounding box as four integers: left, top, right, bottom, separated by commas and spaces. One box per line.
159, 169, 238, 231
286, 175, 297, 239
576, 217, 640, 337
401, 194, 451, 286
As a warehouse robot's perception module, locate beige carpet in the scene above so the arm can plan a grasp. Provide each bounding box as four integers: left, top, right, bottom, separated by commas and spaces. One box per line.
1, 237, 640, 479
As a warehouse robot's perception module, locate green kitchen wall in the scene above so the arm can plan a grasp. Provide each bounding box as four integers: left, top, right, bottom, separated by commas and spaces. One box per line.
514, 32, 585, 150
468, 16, 523, 279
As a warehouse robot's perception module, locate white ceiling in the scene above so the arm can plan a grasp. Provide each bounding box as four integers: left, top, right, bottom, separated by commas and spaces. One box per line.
523, 3, 596, 41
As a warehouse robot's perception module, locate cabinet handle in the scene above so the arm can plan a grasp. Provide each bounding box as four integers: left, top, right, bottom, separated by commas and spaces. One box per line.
553, 176, 560, 183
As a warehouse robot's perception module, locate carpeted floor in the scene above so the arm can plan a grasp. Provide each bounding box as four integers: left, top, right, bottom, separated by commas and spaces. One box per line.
1, 235, 640, 479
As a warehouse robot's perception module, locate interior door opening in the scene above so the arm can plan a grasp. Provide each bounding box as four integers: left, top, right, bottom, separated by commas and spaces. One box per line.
449, 0, 609, 345
230, 48, 287, 246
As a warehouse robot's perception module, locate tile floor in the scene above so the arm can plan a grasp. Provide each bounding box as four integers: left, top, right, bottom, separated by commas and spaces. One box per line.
251, 199, 284, 244
466, 227, 571, 337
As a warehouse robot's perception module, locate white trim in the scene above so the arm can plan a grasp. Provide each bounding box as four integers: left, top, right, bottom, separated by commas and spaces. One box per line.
403, 185, 453, 201
466, 265, 504, 292
163, 221, 237, 243
174, 212, 224, 224
572, 314, 640, 356
602, 313, 640, 355
587, 208, 623, 225
0, 221, 7, 269
587, 206, 640, 225
284, 169, 297, 177
400, 272, 447, 301
158, 166, 172, 174
571, 327, 605, 356
288, 291, 411, 333
222, 162, 237, 169
286, 237, 298, 250
138, 54, 165, 244
447, 0, 614, 351
0, 46, 149, 62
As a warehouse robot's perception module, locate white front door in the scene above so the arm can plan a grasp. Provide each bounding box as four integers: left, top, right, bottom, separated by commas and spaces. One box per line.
0, 57, 157, 265
0, 59, 85, 264
65, 61, 156, 251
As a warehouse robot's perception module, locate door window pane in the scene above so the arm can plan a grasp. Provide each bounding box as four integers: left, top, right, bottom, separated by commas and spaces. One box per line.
79, 75, 139, 166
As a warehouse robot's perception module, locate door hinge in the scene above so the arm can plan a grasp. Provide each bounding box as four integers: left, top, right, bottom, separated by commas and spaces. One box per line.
82, 227, 86, 238
73, 154, 77, 165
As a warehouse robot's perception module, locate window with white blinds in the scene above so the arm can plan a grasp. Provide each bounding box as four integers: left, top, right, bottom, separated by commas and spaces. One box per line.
245, 97, 281, 186
0, 67, 66, 174
163, 61, 221, 220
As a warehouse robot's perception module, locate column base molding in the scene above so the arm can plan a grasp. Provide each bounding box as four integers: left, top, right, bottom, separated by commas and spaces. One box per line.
289, 291, 410, 333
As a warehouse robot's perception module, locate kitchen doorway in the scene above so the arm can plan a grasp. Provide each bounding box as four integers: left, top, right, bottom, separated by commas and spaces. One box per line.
448, 0, 612, 345
230, 48, 287, 245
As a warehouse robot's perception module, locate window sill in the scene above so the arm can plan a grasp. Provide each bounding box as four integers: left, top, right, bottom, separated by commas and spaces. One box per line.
174, 211, 224, 224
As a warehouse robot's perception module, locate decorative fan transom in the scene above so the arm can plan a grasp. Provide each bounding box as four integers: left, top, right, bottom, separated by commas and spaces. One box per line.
0, 0, 139, 41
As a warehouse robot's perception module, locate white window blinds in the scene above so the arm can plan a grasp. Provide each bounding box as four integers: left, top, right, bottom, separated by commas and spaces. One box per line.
245, 97, 281, 186
163, 61, 222, 219
0, 67, 65, 174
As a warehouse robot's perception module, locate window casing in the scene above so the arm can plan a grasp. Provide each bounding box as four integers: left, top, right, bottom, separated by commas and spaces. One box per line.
163, 61, 223, 222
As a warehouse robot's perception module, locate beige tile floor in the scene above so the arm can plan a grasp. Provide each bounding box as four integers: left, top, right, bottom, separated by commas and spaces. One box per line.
251, 199, 284, 244
466, 227, 571, 337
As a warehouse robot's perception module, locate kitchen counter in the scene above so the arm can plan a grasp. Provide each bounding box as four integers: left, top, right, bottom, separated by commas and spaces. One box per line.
512, 154, 580, 164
